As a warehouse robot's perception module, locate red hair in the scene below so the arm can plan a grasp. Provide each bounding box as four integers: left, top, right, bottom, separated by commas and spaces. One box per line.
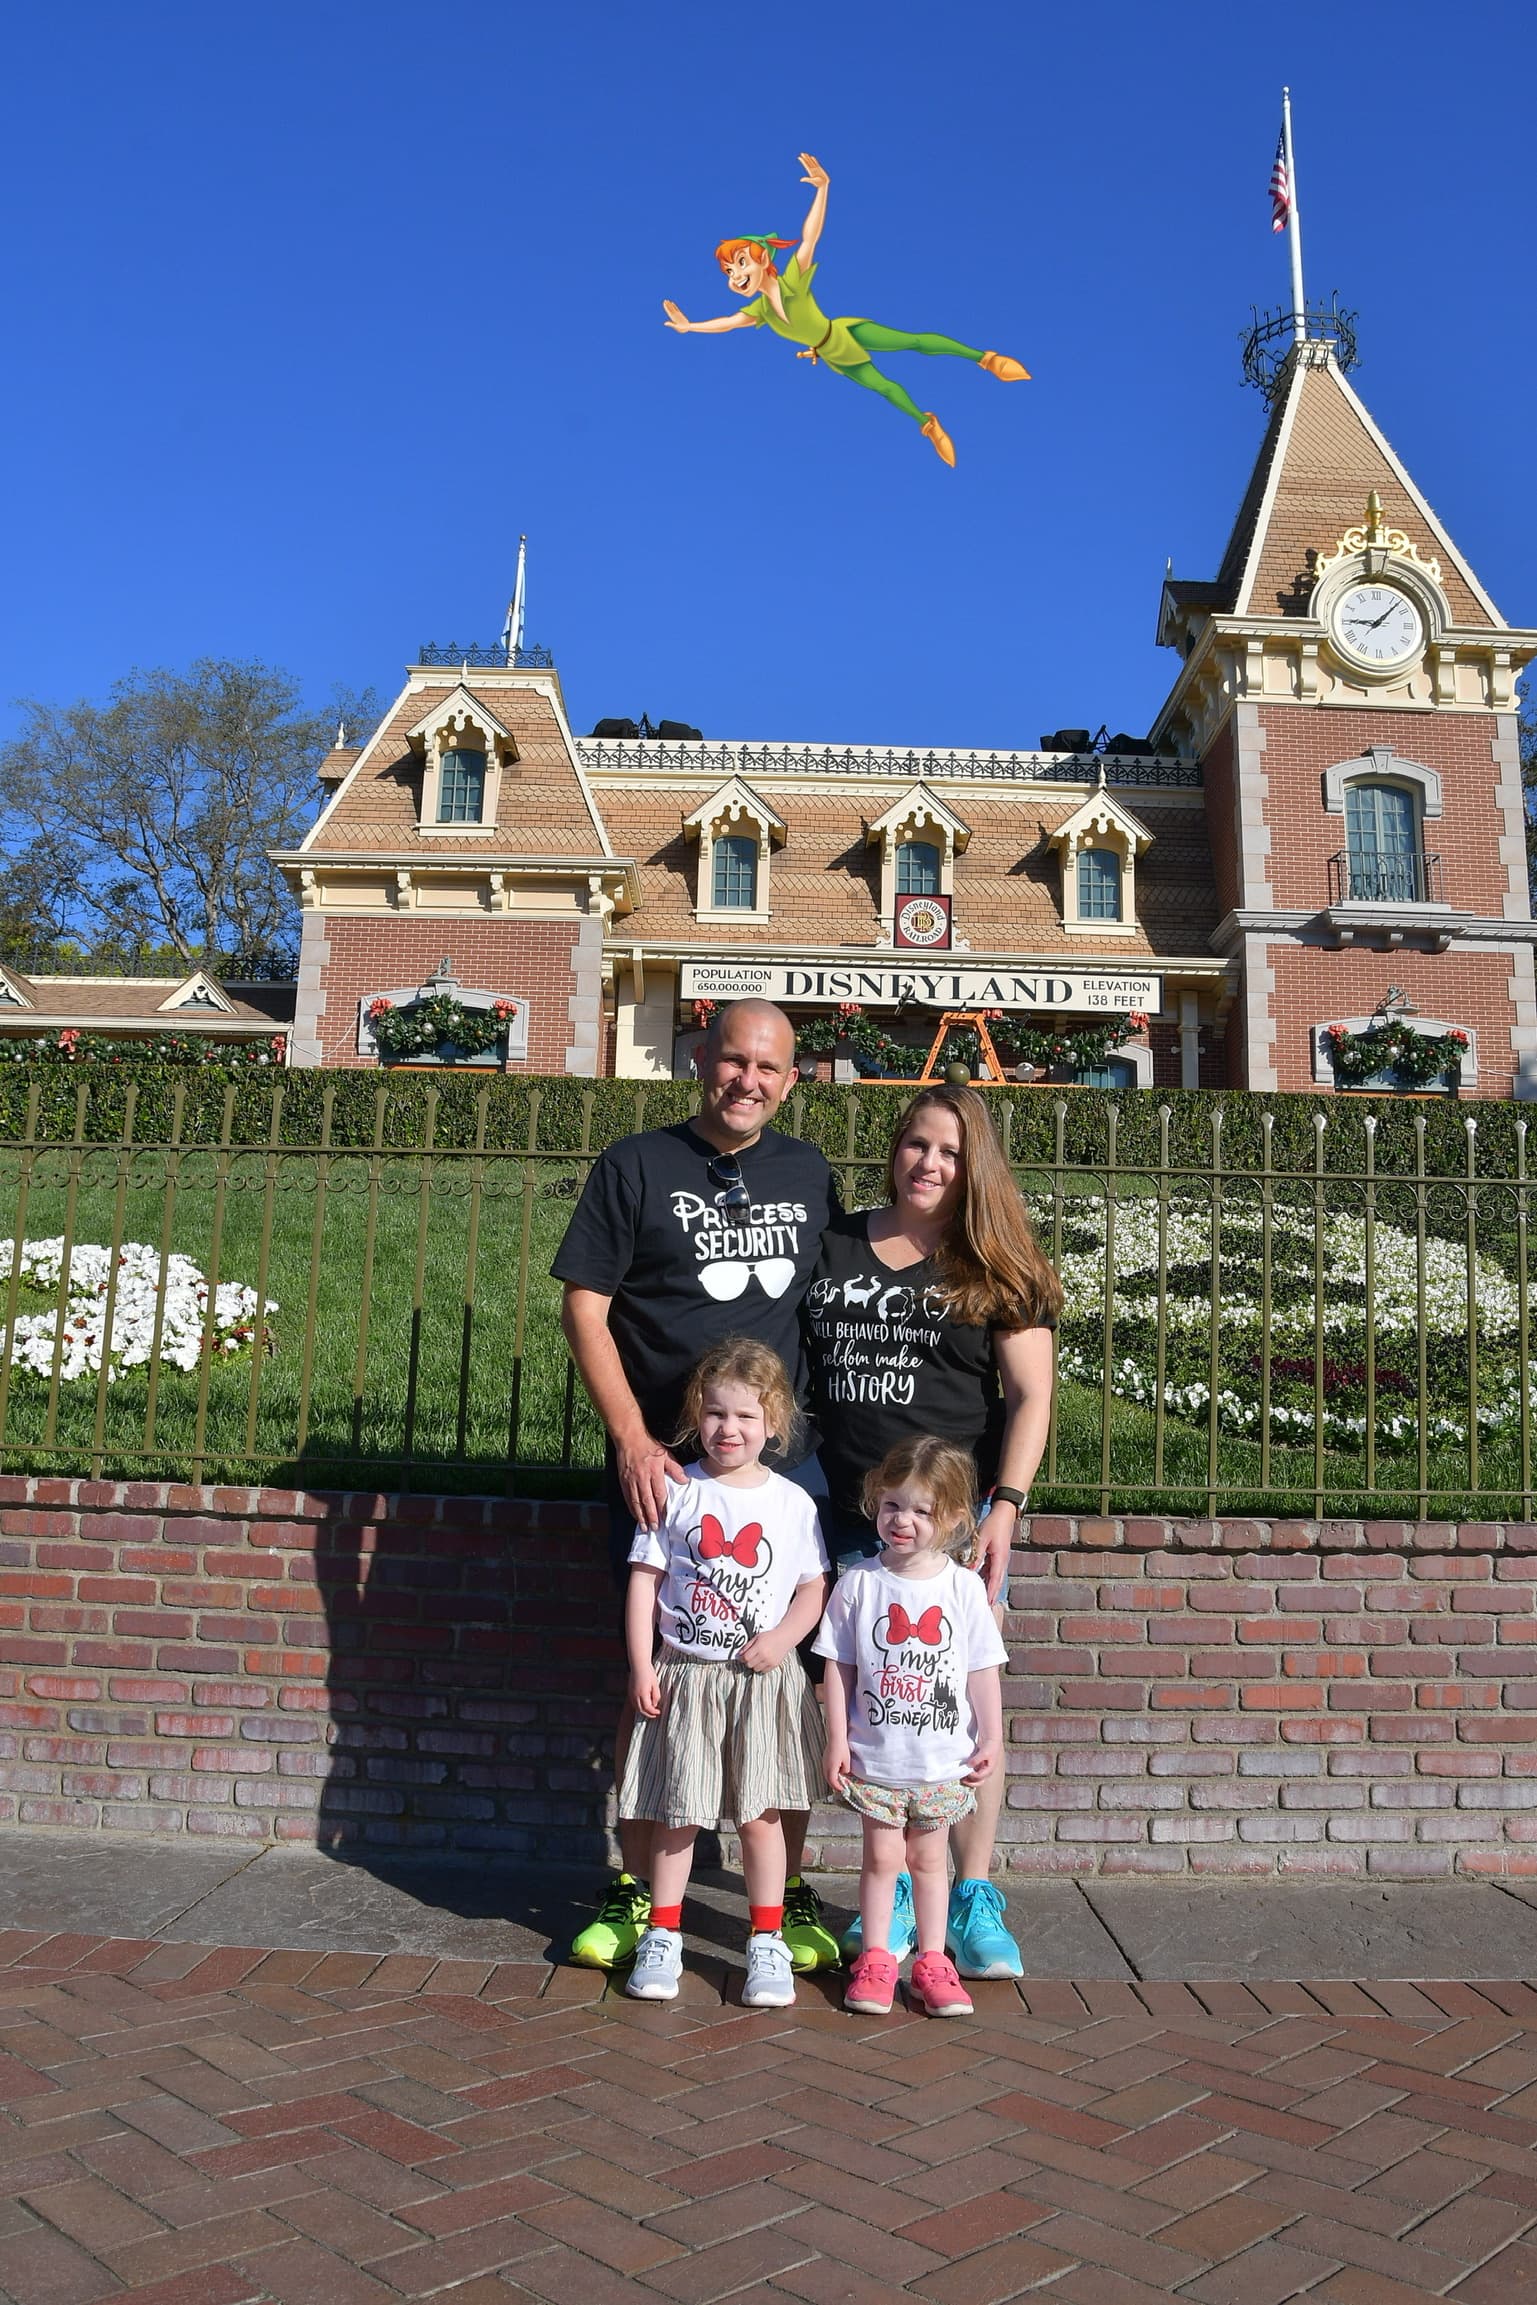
715, 236, 783, 278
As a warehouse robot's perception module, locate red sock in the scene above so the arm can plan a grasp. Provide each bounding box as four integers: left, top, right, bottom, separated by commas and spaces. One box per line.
650, 1902, 683, 1929
749, 1904, 784, 1934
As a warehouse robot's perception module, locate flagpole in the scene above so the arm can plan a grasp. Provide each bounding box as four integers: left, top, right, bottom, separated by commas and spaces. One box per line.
502, 534, 527, 664
1282, 86, 1306, 345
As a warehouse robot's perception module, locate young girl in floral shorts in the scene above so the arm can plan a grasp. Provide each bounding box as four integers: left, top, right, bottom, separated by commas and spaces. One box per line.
621, 1337, 829, 2007
815, 1436, 1007, 2017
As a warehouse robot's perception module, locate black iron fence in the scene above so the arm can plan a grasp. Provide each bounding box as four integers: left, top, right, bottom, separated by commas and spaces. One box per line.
0, 1078, 1530, 1517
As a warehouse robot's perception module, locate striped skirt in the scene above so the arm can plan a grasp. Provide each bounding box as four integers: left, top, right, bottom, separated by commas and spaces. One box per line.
619, 1650, 826, 1831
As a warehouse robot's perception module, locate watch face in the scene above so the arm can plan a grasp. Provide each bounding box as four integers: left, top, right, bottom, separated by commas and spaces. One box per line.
1332, 583, 1423, 668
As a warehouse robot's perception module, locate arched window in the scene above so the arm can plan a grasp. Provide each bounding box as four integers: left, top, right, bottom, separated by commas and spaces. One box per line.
438, 747, 487, 825
1077, 846, 1122, 922
1344, 782, 1418, 903
712, 834, 758, 910
896, 839, 941, 896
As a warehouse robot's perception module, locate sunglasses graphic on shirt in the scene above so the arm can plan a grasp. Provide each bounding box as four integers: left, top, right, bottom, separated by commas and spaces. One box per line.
698, 1258, 797, 1302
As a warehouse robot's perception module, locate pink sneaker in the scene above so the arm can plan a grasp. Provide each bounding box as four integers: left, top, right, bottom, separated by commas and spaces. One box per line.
909, 1952, 974, 2018
843, 1949, 899, 2015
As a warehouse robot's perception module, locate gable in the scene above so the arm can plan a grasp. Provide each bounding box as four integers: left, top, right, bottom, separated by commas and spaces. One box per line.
1227, 356, 1498, 627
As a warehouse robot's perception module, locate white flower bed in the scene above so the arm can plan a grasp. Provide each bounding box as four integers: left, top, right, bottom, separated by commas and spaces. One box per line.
1056, 1194, 1528, 1449
0, 1239, 276, 1383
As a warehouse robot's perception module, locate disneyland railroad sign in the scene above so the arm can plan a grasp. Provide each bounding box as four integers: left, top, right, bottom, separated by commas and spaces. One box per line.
678, 963, 1162, 1014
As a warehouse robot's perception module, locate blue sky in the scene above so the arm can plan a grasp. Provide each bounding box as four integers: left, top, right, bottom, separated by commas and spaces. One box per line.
3, 1, 1531, 755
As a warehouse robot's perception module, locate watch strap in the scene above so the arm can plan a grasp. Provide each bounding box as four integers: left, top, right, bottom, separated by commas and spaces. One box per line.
991, 1484, 1027, 1511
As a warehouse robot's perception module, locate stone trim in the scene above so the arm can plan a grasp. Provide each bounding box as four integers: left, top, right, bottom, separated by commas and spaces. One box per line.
290, 912, 331, 1069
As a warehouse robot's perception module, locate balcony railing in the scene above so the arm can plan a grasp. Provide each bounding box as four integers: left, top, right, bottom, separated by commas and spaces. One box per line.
1328, 850, 1442, 906
416, 641, 554, 669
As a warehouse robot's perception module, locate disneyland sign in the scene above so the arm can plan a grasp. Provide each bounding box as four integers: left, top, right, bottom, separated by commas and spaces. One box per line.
679, 962, 1162, 1015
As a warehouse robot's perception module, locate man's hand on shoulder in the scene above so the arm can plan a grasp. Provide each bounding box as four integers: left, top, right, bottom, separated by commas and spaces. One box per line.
617, 1433, 686, 1528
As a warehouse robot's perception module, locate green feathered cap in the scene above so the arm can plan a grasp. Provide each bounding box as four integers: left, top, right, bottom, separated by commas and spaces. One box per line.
721, 233, 794, 255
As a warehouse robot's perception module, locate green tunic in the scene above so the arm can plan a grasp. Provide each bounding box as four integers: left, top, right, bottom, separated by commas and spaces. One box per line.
742, 255, 868, 373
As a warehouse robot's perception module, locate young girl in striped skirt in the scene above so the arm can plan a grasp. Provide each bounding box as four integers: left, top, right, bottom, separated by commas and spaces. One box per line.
620, 1336, 829, 2007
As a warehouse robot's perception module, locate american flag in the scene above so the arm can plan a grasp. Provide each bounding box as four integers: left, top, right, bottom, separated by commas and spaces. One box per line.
1269, 130, 1291, 233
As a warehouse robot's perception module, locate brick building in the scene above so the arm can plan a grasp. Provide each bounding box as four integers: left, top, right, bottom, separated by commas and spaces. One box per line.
276, 326, 1537, 1095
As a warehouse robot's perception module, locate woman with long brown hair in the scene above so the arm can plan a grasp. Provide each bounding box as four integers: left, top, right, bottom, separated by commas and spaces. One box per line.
801, 1083, 1060, 1979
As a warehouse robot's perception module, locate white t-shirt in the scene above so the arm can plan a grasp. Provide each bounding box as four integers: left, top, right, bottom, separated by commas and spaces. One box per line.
629, 1466, 830, 1663
813, 1557, 1008, 1786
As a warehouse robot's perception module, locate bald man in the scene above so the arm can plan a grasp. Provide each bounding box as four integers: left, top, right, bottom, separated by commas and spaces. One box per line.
553, 999, 841, 1971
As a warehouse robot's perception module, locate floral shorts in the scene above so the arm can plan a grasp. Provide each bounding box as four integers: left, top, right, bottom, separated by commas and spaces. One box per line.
841, 1777, 976, 1832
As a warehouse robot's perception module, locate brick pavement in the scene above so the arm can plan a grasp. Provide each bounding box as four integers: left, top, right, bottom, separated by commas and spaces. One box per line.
2, 1934, 1537, 2301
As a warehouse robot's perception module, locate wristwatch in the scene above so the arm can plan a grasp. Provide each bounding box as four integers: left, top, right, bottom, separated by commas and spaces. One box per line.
990, 1485, 1027, 1511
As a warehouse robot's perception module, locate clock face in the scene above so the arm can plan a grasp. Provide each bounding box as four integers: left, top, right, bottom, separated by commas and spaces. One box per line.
1331, 583, 1424, 669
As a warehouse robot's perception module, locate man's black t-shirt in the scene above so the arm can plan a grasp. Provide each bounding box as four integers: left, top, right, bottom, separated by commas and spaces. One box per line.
550, 1122, 839, 1457
802, 1209, 1054, 1516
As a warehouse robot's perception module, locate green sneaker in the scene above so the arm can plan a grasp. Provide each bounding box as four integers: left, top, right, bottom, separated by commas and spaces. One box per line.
570, 1872, 651, 1969
782, 1876, 840, 1973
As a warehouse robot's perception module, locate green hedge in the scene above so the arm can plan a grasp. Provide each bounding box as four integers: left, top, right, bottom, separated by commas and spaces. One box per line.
0, 1062, 1525, 1177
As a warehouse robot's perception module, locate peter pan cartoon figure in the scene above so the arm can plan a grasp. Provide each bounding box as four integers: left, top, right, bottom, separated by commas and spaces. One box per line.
663, 153, 1029, 467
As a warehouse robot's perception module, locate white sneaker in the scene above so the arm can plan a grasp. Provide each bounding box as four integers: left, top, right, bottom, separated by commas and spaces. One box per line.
625, 1926, 683, 2000
742, 1931, 796, 2008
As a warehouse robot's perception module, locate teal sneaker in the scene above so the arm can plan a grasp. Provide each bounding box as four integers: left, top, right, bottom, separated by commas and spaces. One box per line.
946, 1877, 1023, 1979
838, 1870, 917, 1964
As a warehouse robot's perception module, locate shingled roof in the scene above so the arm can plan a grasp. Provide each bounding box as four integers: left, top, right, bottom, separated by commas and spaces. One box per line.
302, 678, 614, 858
1192, 350, 1501, 628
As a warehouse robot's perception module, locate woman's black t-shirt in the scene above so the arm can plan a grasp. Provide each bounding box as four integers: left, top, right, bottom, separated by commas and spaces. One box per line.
801, 1209, 1051, 1517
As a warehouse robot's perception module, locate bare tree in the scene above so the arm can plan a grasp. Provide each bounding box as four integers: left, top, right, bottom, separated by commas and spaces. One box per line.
0, 660, 376, 973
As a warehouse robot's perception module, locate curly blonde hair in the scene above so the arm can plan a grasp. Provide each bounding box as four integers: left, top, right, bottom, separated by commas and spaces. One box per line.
676, 1335, 799, 1460
861, 1435, 979, 1565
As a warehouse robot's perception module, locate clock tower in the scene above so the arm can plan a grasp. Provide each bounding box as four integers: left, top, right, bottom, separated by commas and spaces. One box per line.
1155, 322, 1537, 1096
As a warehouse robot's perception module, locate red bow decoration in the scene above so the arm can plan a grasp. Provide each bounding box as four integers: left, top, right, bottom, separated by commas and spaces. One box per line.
698, 1515, 763, 1568
886, 1602, 944, 1646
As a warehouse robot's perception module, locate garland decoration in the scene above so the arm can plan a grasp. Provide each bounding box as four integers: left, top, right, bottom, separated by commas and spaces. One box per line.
368, 994, 519, 1062
0, 1030, 286, 1067
795, 1003, 1149, 1080
1323, 1020, 1467, 1089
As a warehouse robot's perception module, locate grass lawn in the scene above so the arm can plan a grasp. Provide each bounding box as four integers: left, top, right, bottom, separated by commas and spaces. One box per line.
0, 1142, 1531, 1514
0, 1144, 603, 1492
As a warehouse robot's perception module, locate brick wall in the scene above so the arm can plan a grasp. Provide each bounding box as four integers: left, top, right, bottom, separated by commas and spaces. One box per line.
1269, 942, 1521, 1098
3, 1481, 1536, 1878
310, 919, 584, 1073
1257, 707, 1512, 921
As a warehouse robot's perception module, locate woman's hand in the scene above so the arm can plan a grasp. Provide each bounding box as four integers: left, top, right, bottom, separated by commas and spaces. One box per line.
629, 1665, 662, 1719
824, 1736, 851, 1793
976, 1499, 1017, 1605
662, 300, 691, 331
739, 1627, 792, 1674
962, 1734, 1000, 1787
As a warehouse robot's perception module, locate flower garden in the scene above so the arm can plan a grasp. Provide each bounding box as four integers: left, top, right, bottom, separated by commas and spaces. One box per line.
0, 1240, 276, 1383
1053, 1184, 1528, 1458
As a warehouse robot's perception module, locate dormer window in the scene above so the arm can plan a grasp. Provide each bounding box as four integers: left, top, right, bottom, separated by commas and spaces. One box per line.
406, 685, 515, 833
1047, 781, 1152, 937
1077, 845, 1122, 921
438, 747, 487, 825
712, 834, 759, 910
896, 839, 941, 897
866, 785, 970, 929
684, 777, 784, 921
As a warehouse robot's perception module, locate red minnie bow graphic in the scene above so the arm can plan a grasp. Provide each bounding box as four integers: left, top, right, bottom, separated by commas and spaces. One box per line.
698, 1515, 763, 1568
886, 1602, 945, 1645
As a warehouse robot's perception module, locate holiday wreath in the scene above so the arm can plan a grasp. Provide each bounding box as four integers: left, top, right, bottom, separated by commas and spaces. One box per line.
368, 994, 520, 1061
1322, 1019, 1467, 1089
